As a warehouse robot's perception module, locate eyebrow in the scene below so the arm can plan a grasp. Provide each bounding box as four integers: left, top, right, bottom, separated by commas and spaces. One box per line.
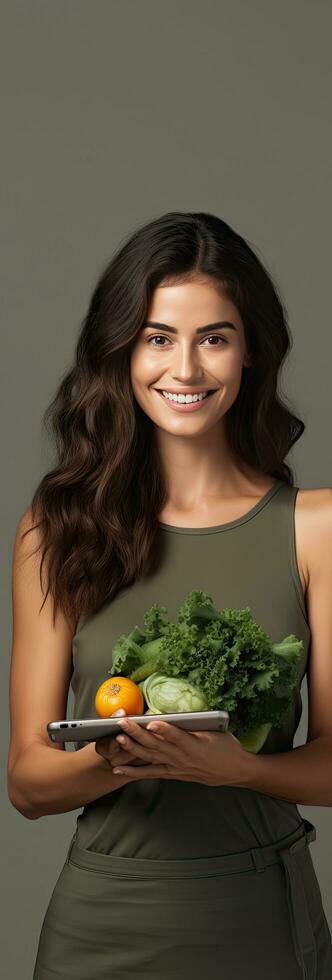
143, 320, 237, 334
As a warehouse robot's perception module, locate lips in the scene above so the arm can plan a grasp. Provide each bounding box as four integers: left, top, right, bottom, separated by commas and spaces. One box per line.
152, 388, 218, 413
154, 389, 215, 396
154, 388, 217, 395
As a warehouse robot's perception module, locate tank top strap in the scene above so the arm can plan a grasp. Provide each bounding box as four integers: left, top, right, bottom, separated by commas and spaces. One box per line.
261, 480, 308, 629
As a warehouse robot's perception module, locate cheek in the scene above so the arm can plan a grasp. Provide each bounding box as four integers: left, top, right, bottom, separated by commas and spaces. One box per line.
219, 351, 245, 384
130, 357, 156, 417
130, 346, 155, 387
130, 356, 146, 400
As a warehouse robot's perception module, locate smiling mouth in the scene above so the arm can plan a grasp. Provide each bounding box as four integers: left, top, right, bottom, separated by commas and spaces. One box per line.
154, 389, 217, 398
153, 389, 219, 410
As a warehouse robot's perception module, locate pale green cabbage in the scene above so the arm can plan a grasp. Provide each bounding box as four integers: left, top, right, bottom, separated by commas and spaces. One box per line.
139, 671, 210, 713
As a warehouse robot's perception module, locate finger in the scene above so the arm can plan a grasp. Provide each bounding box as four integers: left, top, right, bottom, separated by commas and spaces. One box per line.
115, 733, 167, 763
109, 752, 150, 767
116, 723, 170, 757
112, 763, 173, 778
95, 740, 138, 765
117, 718, 166, 747
96, 708, 127, 744
146, 720, 190, 745
97, 729, 138, 764
112, 764, 205, 784
107, 742, 133, 761
97, 742, 148, 766
111, 749, 139, 764
95, 707, 127, 755
95, 731, 128, 760
95, 742, 112, 764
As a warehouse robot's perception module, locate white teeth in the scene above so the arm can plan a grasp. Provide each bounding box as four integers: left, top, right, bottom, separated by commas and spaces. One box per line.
161, 391, 209, 403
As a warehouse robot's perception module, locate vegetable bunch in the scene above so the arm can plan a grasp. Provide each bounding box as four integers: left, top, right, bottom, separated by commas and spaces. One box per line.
108, 590, 304, 752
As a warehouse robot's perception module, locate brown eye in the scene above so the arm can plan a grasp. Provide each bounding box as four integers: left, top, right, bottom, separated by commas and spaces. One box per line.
203, 336, 228, 346
147, 335, 170, 346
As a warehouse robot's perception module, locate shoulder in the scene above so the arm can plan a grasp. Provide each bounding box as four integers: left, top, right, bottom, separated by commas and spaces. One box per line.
297, 490, 332, 743
13, 506, 44, 566
295, 486, 332, 527
295, 487, 332, 585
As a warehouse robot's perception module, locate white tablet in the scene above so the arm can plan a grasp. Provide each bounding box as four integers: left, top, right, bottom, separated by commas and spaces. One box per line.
47, 710, 229, 743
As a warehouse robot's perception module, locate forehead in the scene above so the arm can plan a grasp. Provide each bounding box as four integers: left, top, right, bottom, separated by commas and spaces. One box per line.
147, 279, 242, 329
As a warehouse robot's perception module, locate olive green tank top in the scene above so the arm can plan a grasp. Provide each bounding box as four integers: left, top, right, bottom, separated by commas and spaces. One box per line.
70, 479, 311, 858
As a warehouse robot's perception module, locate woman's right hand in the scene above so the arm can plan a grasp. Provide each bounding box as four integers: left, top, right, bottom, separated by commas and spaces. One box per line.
95, 708, 146, 768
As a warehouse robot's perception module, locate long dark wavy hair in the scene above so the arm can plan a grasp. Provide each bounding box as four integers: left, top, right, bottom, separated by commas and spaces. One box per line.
22, 210, 305, 627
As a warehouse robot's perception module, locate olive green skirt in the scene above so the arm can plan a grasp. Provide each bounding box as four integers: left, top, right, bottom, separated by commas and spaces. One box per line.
32, 818, 331, 979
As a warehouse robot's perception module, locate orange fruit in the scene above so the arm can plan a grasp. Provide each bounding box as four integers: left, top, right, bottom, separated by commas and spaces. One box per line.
95, 676, 145, 718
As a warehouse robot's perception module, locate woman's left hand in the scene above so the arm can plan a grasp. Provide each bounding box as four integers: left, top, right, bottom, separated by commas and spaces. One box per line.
111, 716, 250, 787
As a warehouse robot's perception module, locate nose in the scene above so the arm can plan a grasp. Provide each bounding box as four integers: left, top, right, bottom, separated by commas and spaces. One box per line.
171, 341, 204, 384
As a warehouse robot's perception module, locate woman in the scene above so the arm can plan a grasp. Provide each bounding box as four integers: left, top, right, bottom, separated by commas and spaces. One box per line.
8, 211, 332, 978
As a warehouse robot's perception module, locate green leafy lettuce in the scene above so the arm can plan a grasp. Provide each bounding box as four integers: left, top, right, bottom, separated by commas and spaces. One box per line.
108, 589, 304, 751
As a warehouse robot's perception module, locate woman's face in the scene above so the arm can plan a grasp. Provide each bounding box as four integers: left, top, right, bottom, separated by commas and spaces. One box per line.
130, 276, 251, 435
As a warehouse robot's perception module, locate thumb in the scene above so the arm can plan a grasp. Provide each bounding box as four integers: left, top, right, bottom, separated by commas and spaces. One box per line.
112, 708, 126, 716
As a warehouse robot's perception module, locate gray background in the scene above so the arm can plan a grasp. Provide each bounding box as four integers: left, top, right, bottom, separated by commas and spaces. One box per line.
2, 1, 331, 976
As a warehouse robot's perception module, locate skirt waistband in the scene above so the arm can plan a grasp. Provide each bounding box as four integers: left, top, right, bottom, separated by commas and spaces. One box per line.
66, 817, 316, 880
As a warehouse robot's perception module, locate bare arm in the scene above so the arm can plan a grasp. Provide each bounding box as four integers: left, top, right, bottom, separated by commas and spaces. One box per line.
7, 508, 130, 820
239, 488, 332, 806
10, 739, 130, 819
